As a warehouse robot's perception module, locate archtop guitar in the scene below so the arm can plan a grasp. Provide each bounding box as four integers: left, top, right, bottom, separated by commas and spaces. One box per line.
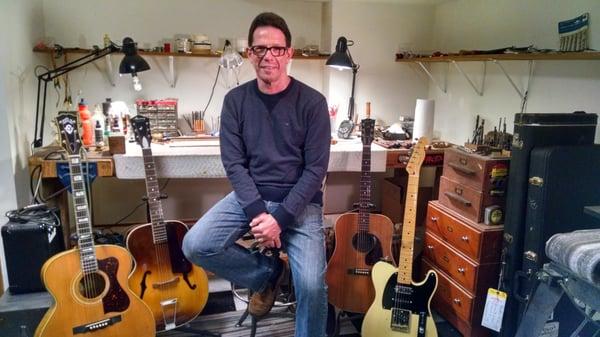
362, 137, 438, 337
35, 112, 155, 337
126, 115, 209, 331
326, 103, 396, 313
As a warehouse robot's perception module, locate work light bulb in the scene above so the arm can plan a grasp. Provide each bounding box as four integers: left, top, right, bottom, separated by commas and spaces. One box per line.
132, 75, 142, 91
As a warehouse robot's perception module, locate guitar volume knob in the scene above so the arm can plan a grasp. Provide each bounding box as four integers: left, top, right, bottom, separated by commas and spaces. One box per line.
458, 267, 465, 274
430, 216, 438, 222
453, 298, 461, 305
427, 245, 434, 249
461, 235, 469, 241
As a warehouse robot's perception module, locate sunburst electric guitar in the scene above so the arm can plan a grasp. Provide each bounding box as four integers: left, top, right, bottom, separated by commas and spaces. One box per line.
326, 106, 395, 314
35, 112, 155, 337
126, 115, 209, 332
362, 137, 438, 337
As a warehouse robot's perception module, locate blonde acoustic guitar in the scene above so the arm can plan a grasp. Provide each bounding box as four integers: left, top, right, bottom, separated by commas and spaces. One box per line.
35, 112, 155, 337
362, 137, 438, 337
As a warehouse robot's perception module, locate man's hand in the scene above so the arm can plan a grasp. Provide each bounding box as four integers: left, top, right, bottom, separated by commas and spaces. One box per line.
250, 213, 282, 249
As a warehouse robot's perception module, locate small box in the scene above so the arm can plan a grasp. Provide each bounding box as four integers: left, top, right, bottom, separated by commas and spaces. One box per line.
381, 177, 406, 224
108, 135, 126, 155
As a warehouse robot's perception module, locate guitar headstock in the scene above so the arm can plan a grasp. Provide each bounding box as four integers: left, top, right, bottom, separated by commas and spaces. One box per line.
130, 115, 152, 149
56, 112, 82, 155
406, 137, 428, 175
361, 118, 375, 146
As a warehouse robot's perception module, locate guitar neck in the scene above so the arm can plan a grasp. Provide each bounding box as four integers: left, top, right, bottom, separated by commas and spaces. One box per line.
68, 155, 98, 273
142, 148, 168, 244
397, 173, 419, 285
358, 143, 372, 232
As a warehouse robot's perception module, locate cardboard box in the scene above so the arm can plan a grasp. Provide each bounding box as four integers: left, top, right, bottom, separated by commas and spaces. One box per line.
381, 177, 407, 224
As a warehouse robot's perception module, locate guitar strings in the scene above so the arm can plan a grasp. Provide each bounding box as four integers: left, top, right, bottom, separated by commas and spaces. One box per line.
145, 147, 175, 325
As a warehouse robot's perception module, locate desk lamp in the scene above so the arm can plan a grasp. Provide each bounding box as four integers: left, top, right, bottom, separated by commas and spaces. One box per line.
33, 37, 150, 148
326, 36, 359, 139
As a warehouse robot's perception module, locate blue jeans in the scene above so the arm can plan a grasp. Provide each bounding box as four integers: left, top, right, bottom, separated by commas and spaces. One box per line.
182, 192, 328, 337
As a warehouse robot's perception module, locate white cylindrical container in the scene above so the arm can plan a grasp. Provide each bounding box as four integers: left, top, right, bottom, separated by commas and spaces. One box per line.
412, 98, 435, 141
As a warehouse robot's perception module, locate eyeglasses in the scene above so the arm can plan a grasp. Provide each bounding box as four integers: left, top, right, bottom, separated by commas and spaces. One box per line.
249, 45, 288, 57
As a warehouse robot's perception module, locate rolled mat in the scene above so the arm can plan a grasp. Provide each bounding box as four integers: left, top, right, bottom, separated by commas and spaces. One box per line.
545, 229, 600, 286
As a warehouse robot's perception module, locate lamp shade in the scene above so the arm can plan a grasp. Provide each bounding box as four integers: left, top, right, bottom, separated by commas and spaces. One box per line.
326, 36, 353, 70
119, 37, 150, 74
219, 39, 243, 69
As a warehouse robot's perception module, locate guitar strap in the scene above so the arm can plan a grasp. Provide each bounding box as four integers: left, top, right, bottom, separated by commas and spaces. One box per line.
513, 274, 563, 337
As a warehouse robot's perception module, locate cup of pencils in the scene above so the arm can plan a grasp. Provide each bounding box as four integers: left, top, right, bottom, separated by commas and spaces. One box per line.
191, 110, 205, 134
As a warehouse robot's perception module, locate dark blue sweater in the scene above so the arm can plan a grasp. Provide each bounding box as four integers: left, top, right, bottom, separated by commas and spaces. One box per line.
220, 78, 331, 229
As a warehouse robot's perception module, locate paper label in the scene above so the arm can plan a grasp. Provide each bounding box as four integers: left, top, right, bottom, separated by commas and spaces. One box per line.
540, 321, 559, 337
481, 288, 507, 332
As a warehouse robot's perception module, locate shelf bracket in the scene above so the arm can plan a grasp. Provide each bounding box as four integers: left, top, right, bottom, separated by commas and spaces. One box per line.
91, 55, 116, 86
492, 59, 535, 101
452, 60, 486, 96
151, 55, 177, 88
416, 61, 447, 93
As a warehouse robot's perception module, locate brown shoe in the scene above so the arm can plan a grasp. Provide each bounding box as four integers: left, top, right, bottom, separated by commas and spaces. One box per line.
248, 260, 287, 318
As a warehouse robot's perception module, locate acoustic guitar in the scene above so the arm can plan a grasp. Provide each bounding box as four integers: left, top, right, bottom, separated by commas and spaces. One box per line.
326, 104, 396, 313
35, 112, 155, 337
126, 115, 209, 331
362, 137, 439, 337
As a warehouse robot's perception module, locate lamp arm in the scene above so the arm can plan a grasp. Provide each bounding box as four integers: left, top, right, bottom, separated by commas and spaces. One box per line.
33, 44, 119, 148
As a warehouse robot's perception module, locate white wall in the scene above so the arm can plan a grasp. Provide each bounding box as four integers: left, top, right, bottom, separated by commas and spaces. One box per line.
39, 0, 327, 145
328, 0, 434, 127
0, 0, 45, 291
428, 0, 600, 144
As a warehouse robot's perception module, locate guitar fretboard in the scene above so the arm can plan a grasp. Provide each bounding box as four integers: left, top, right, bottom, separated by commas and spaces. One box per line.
397, 173, 419, 285
142, 148, 168, 244
69, 155, 98, 274
358, 143, 372, 232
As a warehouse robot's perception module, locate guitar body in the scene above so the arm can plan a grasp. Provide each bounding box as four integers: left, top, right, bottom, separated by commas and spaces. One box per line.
326, 213, 395, 313
362, 261, 438, 337
35, 245, 155, 337
126, 220, 209, 331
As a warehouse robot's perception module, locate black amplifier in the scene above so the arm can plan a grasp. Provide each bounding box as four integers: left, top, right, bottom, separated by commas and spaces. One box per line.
2, 206, 65, 294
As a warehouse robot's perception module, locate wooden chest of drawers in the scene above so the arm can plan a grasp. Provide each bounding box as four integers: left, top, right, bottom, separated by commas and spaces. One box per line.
443, 148, 509, 194
440, 148, 510, 223
421, 201, 503, 337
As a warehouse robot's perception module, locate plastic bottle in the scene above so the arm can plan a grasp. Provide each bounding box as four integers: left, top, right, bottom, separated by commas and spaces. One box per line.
92, 104, 105, 147
78, 99, 93, 146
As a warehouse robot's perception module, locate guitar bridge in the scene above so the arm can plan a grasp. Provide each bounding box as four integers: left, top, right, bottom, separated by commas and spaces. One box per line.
390, 308, 410, 332
72, 315, 122, 334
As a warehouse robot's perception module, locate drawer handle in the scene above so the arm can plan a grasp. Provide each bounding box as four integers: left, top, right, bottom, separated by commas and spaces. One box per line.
446, 226, 454, 233
461, 235, 469, 242
444, 191, 472, 206
427, 245, 434, 250
430, 216, 438, 222
458, 267, 466, 274
448, 162, 475, 175
453, 298, 461, 305
443, 255, 450, 263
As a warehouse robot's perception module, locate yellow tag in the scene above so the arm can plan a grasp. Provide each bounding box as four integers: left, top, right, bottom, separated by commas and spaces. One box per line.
481, 288, 507, 332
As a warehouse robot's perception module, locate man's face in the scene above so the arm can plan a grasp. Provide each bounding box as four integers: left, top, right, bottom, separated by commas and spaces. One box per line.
248, 26, 293, 85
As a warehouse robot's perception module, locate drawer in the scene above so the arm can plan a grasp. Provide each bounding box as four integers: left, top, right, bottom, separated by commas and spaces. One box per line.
426, 201, 503, 263
443, 148, 509, 194
422, 258, 474, 322
423, 232, 478, 292
438, 176, 505, 223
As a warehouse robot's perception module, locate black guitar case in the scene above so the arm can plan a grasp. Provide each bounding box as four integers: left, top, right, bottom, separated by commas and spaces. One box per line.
517, 145, 600, 317
500, 112, 598, 337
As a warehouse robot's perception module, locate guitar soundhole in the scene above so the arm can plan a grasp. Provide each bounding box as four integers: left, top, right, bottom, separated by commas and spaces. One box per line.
352, 233, 376, 253
78, 272, 107, 299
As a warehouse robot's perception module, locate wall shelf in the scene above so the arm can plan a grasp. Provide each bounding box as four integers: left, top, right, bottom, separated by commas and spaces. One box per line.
395, 51, 600, 62
33, 46, 329, 60
34, 46, 328, 88
397, 51, 600, 111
